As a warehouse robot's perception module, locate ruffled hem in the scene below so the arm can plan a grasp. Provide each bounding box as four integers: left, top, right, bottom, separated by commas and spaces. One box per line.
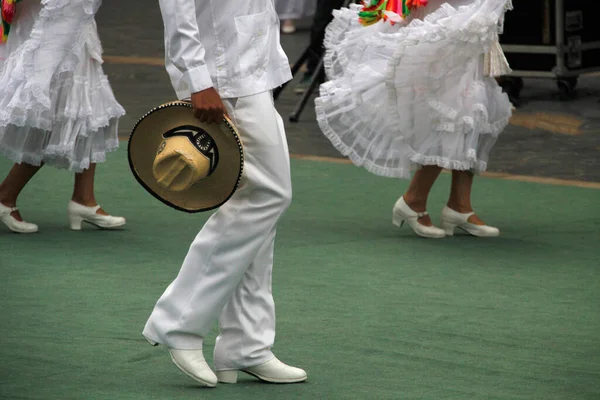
0, 72, 126, 135
0, 117, 120, 172
315, 0, 513, 178
316, 97, 496, 179
0, 142, 120, 172
323, 7, 359, 80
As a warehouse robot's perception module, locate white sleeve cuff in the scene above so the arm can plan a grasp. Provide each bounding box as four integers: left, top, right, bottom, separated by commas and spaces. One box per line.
182, 65, 214, 94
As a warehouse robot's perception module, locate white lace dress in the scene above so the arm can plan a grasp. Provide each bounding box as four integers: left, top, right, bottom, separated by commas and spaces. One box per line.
315, 0, 513, 179
0, 0, 125, 172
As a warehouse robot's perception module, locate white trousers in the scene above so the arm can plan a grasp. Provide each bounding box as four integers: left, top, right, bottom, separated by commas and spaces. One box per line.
143, 91, 292, 371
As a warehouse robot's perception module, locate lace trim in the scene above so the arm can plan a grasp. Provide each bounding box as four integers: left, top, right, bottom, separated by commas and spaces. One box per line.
0, 119, 120, 172
0, 142, 119, 172
316, 97, 490, 178
0, 74, 125, 132
427, 87, 512, 137
323, 8, 352, 79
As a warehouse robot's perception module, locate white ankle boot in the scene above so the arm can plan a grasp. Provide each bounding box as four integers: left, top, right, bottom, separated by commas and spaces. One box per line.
143, 336, 218, 387
0, 203, 38, 233
67, 201, 126, 230
440, 206, 499, 237
216, 357, 307, 384
392, 197, 446, 238
168, 349, 218, 387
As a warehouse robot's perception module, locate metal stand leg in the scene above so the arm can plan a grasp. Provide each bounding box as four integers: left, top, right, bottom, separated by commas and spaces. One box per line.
273, 46, 311, 100
289, 58, 325, 122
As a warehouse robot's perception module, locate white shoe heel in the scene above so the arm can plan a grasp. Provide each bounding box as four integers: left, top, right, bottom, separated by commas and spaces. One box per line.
144, 336, 158, 346
216, 357, 307, 384
215, 370, 238, 384
68, 214, 84, 230
392, 197, 446, 239
440, 206, 499, 237
392, 212, 405, 228
0, 203, 38, 233
67, 201, 126, 231
440, 220, 458, 236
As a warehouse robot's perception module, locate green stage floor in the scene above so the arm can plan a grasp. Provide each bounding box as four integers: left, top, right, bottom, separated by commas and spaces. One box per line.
1, 148, 599, 399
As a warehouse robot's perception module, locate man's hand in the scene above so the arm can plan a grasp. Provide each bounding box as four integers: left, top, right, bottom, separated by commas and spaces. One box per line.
190, 87, 229, 124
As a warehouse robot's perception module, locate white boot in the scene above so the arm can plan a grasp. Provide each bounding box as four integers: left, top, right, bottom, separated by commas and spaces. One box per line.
0, 203, 38, 233
67, 201, 126, 230
169, 349, 218, 387
440, 206, 499, 237
392, 197, 446, 238
216, 357, 307, 384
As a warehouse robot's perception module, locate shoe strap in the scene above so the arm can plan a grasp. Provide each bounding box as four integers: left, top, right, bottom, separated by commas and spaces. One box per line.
446, 206, 475, 218
416, 211, 428, 218
0, 205, 17, 215
71, 201, 100, 212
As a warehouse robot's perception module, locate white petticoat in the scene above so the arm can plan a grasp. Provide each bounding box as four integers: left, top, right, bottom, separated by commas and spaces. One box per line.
0, 0, 125, 172
315, 0, 513, 179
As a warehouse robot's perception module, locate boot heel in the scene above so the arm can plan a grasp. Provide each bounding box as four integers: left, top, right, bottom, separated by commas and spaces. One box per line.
441, 220, 456, 236
144, 336, 158, 346
68, 215, 84, 230
216, 370, 238, 384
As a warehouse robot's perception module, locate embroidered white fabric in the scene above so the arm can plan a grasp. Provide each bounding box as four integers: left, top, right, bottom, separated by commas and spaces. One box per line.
0, 0, 125, 172
315, 0, 513, 179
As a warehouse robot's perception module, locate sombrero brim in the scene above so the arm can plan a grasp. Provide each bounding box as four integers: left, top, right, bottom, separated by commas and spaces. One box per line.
127, 101, 244, 213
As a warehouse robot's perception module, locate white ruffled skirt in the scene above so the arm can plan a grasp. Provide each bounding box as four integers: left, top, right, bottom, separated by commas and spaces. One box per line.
0, 0, 125, 172
315, 0, 513, 179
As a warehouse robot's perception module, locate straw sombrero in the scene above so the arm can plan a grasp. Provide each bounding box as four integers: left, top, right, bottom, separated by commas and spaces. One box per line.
127, 101, 244, 213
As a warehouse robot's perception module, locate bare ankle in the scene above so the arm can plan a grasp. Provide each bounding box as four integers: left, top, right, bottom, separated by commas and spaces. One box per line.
446, 201, 473, 214
402, 194, 427, 212
0, 196, 17, 208
71, 197, 97, 207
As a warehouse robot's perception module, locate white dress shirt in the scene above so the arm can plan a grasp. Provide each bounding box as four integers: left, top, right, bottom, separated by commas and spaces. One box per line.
158, 0, 293, 99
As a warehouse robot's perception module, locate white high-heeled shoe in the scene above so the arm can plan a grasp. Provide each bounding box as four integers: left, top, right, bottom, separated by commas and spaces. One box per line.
392, 197, 446, 238
440, 206, 499, 237
67, 201, 126, 230
0, 203, 38, 233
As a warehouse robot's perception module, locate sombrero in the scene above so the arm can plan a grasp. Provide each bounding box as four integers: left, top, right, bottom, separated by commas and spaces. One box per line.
127, 101, 244, 213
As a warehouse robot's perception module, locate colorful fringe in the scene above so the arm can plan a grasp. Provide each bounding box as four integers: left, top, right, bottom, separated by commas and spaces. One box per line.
358, 0, 428, 26
1, 0, 21, 43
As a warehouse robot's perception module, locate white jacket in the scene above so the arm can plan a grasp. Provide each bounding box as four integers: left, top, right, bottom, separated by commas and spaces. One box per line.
158, 0, 292, 99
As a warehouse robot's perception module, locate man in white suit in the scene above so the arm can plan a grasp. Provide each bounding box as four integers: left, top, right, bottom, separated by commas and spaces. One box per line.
143, 0, 307, 387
